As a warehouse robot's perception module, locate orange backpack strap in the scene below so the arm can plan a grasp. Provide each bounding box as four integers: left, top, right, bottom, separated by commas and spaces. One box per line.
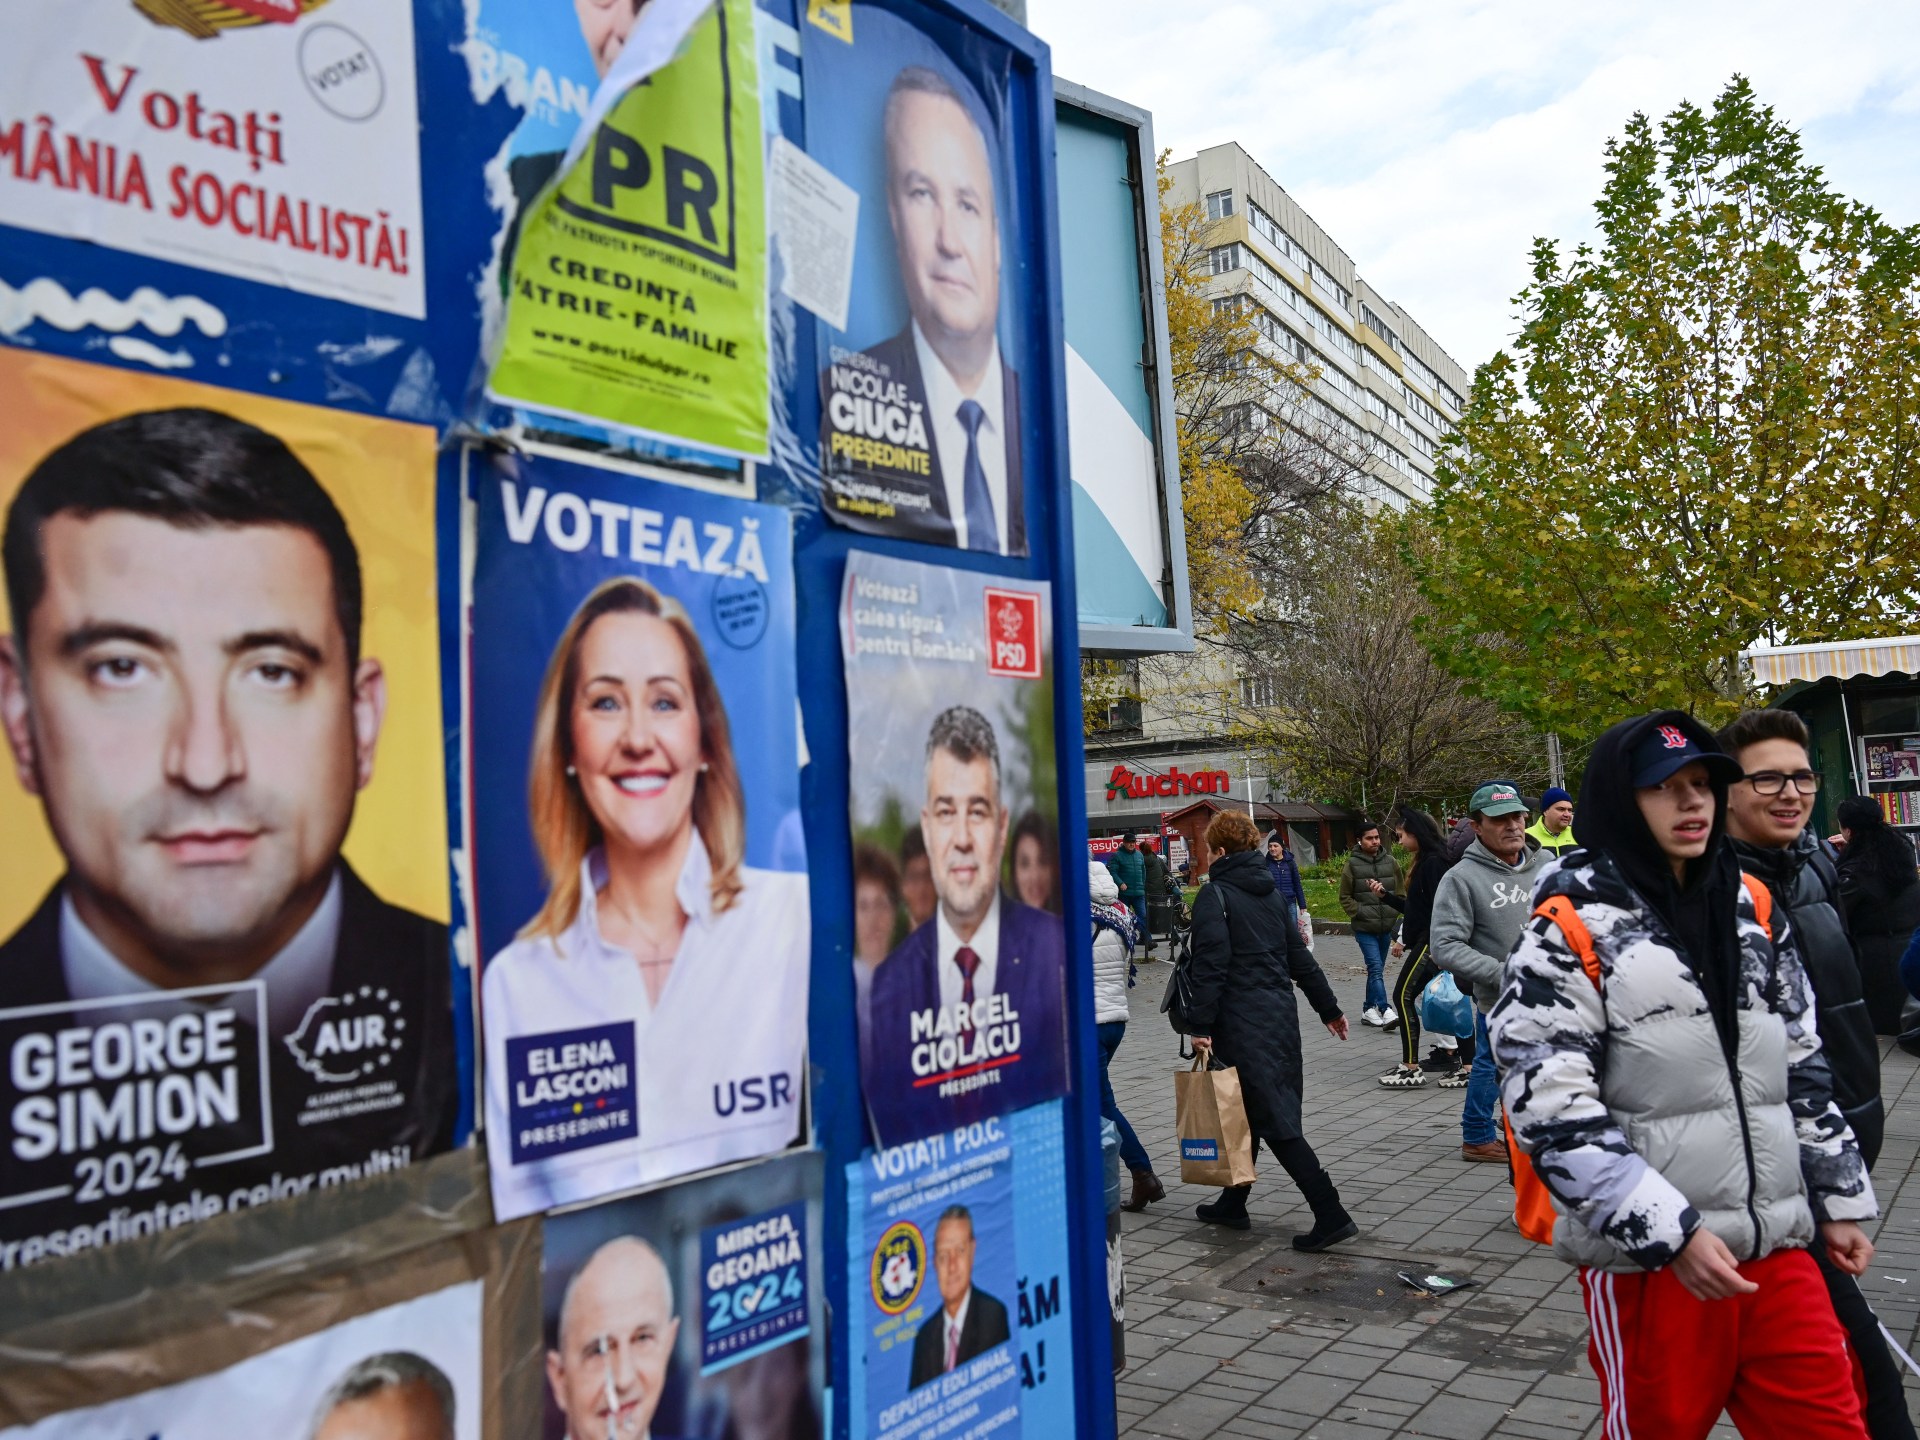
1739, 873, 1774, 941
1534, 895, 1602, 990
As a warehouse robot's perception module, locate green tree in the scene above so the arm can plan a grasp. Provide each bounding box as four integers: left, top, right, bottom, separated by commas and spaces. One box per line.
1417, 77, 1920, 733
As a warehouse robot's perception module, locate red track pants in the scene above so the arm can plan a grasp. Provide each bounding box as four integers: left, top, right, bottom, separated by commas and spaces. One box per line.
1580, 1247, 1867, 1439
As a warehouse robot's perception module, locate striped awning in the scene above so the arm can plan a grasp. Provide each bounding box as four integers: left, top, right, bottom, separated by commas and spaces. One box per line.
1743, 637, 1920, 687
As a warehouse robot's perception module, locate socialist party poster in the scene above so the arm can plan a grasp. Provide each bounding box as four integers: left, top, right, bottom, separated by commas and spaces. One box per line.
840, 552, 1066, 1149
847, 1102, 1077, 1440
467, 447, 806, 1221
803, 3, 1028, 556
540, 1151, 825, 1440
0, 349, 454, 1270
0, 1281, 481, 1440
0, 0, 424, 317
486, 0, 771, 461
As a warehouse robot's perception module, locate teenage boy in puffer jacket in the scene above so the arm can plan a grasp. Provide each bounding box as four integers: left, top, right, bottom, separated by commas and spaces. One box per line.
1492, 712, 1876, 1440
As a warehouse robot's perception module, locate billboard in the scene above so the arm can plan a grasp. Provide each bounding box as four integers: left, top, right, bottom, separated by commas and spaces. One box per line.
1053, 82, 1191, 655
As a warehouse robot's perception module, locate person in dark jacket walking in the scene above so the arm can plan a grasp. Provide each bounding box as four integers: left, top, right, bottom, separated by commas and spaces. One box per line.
1106, 831, 1148, 944
1719, 710, 1910, 1440
1834, 795, 1920, 1035
1378, 806, 1453, 1088
1141, 838, 1171, 957
1186, 810, 1357, 1251
1339, 822, 1404, 1025
1264, 831, 1307, 910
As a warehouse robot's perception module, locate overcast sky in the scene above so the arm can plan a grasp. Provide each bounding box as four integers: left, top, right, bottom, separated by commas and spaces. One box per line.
1026, 0, 1920, 376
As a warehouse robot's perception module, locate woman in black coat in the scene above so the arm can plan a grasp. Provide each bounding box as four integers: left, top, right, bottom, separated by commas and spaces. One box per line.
1378, 805, 1456, 1087
1187, 810, 1357, 1251
1836, 795, 1920, 1035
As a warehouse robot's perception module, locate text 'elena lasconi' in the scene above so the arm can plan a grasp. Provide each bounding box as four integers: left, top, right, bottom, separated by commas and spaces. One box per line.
500, 479, 770, 582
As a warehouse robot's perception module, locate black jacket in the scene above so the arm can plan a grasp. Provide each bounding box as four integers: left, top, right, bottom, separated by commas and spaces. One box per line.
1732, 832, 1884, 1171
1838, 860, 1920, 1037
907, 1287, 1011, 1388
1187, 850, 1342, 1145
0, 865, 457, 1252
1382, 850, 1450, 961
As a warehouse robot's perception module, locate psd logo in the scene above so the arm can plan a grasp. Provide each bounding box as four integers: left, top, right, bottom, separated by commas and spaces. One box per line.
869, 1220, 926, 1316
984, 587, 1041, 679
286, 986, 407, 1084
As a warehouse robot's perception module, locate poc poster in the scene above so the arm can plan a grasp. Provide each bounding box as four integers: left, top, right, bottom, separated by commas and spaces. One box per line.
803, 4, 1028, 555
487, 0, 771, 461
1, 1281, 481, 1440
840, 552, 1066, 1149
0, 0, 424, 317
539, 1151, 825, 1440
469, 448, 805, 1221
848, 1102, 1076, 1440
0, 349, 454, 1269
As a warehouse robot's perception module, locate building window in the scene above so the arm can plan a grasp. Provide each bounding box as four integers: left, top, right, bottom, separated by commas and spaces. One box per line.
1206, 189, 1235, 221
1240, 672, 1279, 709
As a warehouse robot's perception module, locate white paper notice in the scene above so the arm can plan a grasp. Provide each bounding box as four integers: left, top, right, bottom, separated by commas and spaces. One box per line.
0, 0, 425, 318
769, 136, 857, 333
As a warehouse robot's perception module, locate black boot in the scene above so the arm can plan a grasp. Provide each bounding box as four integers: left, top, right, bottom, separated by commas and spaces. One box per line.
1195, 1184, 1251, 1230
1292, 1169, 1357, 1252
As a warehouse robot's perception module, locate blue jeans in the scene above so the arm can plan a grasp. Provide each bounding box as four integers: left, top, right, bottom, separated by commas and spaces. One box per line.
1354, 930, 1391, 1013
1462, 1008, 1498, 1145
1096, 1021, 1152, 1173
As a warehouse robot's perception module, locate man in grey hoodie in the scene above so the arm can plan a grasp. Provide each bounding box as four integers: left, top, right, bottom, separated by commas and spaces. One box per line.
1430, 781, 1551, 1161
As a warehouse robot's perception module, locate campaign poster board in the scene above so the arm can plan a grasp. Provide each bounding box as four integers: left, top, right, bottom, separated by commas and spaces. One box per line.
847, 1101, 1076, 1440
0, 348, 453, 1269
468, 447, 806, 1221
802, 3, 1033, 556
539, 1150, 825, 1440
0, 0, 424, 319
841, 551, 1066, 1148
0, 1279, 481, 1440
486, 0, 771, 462
1053, 83, 1192, 654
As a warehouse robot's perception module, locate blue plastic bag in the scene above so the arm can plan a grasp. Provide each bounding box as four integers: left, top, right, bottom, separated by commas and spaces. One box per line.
1420, 971, 1474, 1037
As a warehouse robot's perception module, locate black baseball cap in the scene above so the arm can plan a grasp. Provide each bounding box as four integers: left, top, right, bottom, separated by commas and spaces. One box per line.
1629, 721, 1743, 789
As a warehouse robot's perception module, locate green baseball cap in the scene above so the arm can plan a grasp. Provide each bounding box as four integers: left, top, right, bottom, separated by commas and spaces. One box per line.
1469, 782, 1527, 817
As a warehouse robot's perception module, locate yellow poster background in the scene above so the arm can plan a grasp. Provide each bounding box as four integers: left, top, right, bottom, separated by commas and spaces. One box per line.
0, 348, 450, 929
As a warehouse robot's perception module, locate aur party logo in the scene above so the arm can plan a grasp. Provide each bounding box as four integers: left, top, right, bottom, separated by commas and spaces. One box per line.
285, 985, 408, 1084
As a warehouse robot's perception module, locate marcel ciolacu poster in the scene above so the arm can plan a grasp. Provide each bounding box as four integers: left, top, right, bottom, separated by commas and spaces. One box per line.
487, 0, 770, 461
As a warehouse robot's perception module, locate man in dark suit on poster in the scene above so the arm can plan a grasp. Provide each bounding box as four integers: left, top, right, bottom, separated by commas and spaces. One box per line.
0, 408, 454, 1249
908, 1206, 1010, 1390
861, 706, 1064, 1146
820, 65, 1025, 556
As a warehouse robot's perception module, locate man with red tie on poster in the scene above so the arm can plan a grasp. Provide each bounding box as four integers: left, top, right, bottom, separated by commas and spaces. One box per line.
907, 1206, 1010, 1390
859, 706, 1065, 1146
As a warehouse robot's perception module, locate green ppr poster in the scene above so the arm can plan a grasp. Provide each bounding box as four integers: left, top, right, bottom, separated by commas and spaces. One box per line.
489, 0, 769, 460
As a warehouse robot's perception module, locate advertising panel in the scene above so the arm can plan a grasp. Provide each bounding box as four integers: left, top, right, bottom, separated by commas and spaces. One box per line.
0, 1280, 481, 1440
841, 552, 1065, 1148
487, 0, 771, 461
469, 448, 805, 1220
0, 348, 453, 1268
802, 3, 1030, 555
539, 1150, 825, 1440
847, 1102, 1076, 1440
0, 0, 425, 318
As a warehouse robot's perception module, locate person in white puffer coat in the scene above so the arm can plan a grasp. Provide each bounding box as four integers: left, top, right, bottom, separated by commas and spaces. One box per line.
1090, 860, 1164, 1211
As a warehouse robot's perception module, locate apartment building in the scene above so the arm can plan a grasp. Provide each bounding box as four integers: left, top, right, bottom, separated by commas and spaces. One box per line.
1167, 141, 1471, 505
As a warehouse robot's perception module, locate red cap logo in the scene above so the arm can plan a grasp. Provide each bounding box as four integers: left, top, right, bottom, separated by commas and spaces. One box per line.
1657, 725, 1688, 751
984, 588, 1041, 679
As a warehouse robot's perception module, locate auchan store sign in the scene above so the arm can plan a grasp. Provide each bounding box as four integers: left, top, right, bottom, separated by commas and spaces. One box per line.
1105, 762, 1232, 801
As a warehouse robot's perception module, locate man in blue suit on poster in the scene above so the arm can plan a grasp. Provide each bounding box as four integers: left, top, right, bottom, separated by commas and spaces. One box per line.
862, 706, 1065, 1146
820, 65, 1026, 556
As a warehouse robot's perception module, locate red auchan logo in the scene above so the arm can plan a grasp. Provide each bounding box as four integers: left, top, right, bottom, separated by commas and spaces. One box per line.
984, 587, 1041, 679
1106, 763, 1232, 801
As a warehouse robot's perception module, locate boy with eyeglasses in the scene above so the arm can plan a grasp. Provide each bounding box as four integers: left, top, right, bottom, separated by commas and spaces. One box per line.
1718, 709, 1910, 1440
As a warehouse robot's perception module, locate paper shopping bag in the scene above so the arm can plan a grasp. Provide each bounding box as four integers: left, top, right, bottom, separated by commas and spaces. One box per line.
1174, 1055, 1257, 1187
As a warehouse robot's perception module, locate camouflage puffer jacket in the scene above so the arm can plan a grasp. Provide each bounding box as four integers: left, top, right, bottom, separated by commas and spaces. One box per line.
1489, 851, 1876, 1275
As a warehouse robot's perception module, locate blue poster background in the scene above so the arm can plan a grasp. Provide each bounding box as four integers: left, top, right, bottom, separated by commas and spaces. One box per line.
468, 445, 803, 970
846, 1101, 1074, 1440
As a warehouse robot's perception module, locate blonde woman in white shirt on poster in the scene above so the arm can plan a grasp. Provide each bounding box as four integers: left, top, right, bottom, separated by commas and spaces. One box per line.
483, 577, 807, 1219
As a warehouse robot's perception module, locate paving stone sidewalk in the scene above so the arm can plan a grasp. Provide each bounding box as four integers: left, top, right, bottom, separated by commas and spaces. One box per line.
1108, 935, 1920, 1439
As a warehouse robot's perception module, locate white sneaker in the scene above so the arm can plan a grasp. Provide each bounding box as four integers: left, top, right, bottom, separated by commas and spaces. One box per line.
1378, 1005, 1397, 1027
1360, 1006, 1383, 1027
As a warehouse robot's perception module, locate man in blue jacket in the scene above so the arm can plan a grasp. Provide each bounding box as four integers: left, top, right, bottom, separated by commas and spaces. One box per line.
1265, 831, 1306, 910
